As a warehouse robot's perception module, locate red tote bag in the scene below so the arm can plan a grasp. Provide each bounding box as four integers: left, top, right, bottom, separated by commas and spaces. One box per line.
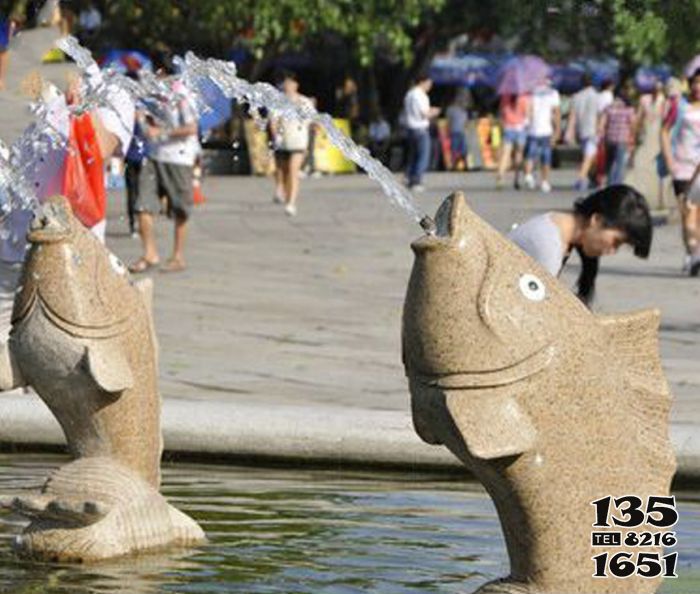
61, 113, 105, 229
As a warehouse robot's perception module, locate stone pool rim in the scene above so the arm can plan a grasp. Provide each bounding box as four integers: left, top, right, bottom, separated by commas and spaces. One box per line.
0, 393, 698, 482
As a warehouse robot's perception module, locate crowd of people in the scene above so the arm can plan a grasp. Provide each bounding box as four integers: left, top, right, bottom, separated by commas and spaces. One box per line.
0, 1, 698, 326
396, 67, 700, 280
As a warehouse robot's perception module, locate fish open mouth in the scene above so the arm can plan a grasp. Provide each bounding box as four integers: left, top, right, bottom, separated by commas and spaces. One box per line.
27, 200, 72, 243
412, 345, 554, 389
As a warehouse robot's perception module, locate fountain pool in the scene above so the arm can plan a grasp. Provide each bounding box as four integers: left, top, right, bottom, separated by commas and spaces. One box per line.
0, 453, 698, 593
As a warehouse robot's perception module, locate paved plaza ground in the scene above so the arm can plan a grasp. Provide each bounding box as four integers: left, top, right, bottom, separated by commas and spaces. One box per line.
107, 170, 699, 418
1, 167, 698, 474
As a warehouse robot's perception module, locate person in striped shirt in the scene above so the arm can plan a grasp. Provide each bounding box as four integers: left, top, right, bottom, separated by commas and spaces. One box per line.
599, 83, 637, 186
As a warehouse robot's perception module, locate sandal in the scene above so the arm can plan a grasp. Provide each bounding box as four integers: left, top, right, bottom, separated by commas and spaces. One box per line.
160, 259, 186, 273
128, 258, 159, 274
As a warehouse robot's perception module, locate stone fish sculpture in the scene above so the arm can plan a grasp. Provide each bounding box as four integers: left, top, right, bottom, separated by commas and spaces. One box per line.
0, 196, 205, 561
402, 193, 676, 594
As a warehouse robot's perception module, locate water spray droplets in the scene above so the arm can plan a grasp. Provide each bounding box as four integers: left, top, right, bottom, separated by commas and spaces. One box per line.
179, 52, 424, 222
0, 36, 427, 236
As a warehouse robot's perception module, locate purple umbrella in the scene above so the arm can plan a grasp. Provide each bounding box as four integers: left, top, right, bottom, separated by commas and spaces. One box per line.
497, 55, 551, 95
685, 55, 700, 78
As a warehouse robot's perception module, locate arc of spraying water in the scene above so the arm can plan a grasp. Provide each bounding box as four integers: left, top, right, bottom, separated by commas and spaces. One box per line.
177, 53, 434, 232
1, 36, 437, 236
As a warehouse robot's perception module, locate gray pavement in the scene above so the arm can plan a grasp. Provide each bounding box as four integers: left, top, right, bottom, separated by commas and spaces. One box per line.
1, 166, 698, 477
111, 169, 699, 424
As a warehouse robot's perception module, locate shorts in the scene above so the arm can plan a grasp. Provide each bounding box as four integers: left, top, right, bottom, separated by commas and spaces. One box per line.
502, 127, 527, 148
580, 136, 598, 158
125, 160, 142, 204
672, 180, 690, 199
136, 159, 193, 220
673, 179, 700, 205
275, 149, 306, 160
0, 20, 10, 51
526, 136, 552, 166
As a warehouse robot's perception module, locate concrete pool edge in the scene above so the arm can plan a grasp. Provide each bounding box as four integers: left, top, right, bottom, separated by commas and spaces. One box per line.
0, 394, 698, 479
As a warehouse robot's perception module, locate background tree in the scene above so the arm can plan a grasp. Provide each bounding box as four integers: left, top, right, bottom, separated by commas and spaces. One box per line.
98, 0, 699, 123
103, 0, 445, 77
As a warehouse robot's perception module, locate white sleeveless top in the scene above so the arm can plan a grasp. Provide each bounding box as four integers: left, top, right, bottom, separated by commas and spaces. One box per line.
508, 213, 564, 277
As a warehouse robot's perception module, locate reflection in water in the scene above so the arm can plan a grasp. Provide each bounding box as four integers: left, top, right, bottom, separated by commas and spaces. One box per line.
0, 454, 698, 593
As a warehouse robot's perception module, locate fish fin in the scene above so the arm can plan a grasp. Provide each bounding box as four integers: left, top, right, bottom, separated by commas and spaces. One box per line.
597, 308, 669, 397
446, 392, 536, 459
0, 340, 25, 391
598, 308, 675, 476
3, 494, 108, 525
86, 342, 133, 394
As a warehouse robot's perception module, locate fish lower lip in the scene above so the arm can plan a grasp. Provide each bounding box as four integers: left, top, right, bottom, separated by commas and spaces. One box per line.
27, 229, 68, 243
413, 346, 555, 389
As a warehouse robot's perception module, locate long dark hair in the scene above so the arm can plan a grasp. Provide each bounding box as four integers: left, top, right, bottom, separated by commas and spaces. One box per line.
573, 185, 652, 306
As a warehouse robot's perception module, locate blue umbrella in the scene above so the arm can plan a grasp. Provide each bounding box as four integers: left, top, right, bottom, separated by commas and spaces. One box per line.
429, 53, 498, 87
685, 55, 700, 78
550, 63, 585, 94
635, 65, 671, 93
192, 77, 233, 133
497, 55, 551, 95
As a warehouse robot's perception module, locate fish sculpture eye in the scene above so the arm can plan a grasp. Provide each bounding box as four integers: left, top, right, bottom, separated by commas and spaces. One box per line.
108, 253, 127, 276
518, 274, 546, 302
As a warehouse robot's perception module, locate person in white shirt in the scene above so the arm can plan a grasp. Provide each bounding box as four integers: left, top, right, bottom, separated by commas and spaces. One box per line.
508, 185, 652, 306
269, 70, 314, 217
598, 79, 614, 113
368, 105, 391, 165
523, 78, 561, 193
403, 74, 439, 191
566, 73, 602, 191
129, 53, 198, 274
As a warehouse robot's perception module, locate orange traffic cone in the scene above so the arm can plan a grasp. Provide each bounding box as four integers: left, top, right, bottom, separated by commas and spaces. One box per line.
193, 163, 206, 205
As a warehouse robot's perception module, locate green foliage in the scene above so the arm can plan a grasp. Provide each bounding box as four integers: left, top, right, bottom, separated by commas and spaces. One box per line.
662, 0, 700, 68
100, 0, 700, 75
611, 0, 668, 66
103, 0, 444, 68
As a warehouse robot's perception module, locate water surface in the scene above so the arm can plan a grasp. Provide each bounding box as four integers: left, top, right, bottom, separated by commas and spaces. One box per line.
0, 454, 697, 593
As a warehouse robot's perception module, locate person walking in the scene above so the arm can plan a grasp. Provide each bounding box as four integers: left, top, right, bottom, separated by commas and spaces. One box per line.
129, 54, 198, 273
301, 95, 320, 179
368, 104, 391, 165
599, 83, 637, 186
523, 77, 560, 193
625, 79, 666, 209
496, 93, 530, 189
403, 74, 439, 191
0, 1, 26, 90
594, 78, 616, 187
567, 73, 601, 191
661, 67, 700, 276
270, 70, 314, 216
509, 185, 652, 306
446, 90, 469, 170
637, 80, 666, 136
124, 117, 146, 237
336, 75, 360, 137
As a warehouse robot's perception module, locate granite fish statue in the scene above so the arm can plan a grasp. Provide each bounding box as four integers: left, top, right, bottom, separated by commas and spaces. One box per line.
0, 196, 205, 561
402, 193, 675, 594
